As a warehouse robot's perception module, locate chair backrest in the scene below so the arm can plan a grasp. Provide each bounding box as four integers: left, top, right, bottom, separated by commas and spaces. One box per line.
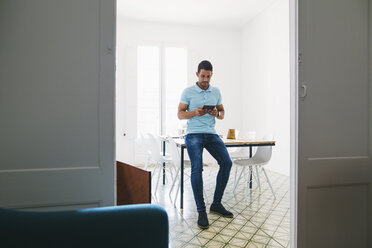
167, 138, 181, 167
228, 131, 254, 157
246, 131, 257, 139
253, 135, 273, 165
146, 133, 163, 162
139, 132, 151, 157
228, 146, 249, 157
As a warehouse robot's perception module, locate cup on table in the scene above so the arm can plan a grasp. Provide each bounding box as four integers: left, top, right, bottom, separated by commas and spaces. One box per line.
227, 129, 236, 139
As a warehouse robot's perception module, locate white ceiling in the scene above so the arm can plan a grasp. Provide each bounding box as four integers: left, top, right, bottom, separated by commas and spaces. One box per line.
117, 0, 277, 29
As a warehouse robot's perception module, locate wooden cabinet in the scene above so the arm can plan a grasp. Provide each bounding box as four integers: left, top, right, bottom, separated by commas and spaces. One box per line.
116, 161, 151, 205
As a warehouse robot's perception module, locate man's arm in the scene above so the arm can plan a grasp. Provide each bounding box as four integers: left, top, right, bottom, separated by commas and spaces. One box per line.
207, 104, 225, 120
178, 103, 207, 120
216, 104, 225, 120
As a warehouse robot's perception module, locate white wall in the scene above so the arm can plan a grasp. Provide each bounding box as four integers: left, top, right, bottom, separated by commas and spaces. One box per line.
116, 19, 242, 164
241, 0, 290, 175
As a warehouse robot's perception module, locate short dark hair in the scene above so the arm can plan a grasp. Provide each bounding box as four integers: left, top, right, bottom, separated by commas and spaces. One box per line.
197, 60, 213, 73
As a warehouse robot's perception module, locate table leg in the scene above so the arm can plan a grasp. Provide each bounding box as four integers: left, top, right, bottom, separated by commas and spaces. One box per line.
180, 146, 184, 209
162, 140, 166, 185
249, 146, 253, 189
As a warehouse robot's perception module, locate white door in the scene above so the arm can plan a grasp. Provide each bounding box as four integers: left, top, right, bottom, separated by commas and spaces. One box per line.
0, 0, 116, 210
298, 0, 372, 247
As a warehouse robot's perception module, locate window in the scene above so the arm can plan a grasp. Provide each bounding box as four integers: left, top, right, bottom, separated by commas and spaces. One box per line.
137, 45, 187, 136
137, 46, 160, 136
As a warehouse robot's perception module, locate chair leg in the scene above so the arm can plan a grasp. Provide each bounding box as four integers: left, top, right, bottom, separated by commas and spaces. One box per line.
169, 168, 180, 203
174, 181, 180, 206
151, 193, 158, 202
166, 164, 174, 184
233, 164, 238, 187
255, 166, 261, 192
154, 164, 161, 196
245, 166, 253, 196
233, 166, 245, 193
170, 163, 176, 178
262, 167, 276, 199
251, 168, 257, 184
150, 166, 158, 201
172, 170, 190, 206
144, 155, 151, 170
151, 165, 158, 183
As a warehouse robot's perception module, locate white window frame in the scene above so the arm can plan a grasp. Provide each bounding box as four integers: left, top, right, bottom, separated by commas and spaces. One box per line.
137, 43, 188, 137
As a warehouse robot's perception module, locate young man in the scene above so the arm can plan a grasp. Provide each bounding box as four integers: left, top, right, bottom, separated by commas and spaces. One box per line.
178, 60, 233, 229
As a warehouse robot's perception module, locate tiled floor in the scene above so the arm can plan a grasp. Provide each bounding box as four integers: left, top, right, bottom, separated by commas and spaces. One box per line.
149, 164, 290, 248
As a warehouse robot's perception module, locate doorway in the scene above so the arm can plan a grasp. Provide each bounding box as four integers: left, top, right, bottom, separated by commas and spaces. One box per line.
116, 0, 292, 247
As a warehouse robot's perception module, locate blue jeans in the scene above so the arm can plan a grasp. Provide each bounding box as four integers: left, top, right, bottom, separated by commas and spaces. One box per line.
185, 133, 232, 212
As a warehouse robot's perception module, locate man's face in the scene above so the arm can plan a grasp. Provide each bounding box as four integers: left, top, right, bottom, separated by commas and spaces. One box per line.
196, 69, 212, 90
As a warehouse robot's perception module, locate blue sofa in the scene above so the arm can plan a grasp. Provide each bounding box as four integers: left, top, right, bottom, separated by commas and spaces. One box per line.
0, 204, 168, 248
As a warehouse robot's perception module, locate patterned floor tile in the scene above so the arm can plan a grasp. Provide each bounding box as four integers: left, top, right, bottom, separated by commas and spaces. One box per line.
182, 244, 200, 248
177, 233, 194, 243
204, 240, 225, 248
208, 225, 225, 233
224, 223, 244, 231
219, 227, 239, 237
197, 230, 217, 239
234, 231, 255, 240
145, 164, 290, 248
250, 233, 271, 244
187, 237, 209, 246
224, 244, 244, 248
228, 237, 249, 247
170, 240, 187, 248
266, 239, 286, 248
213, 219, 230, 228
245, 241, 267, 248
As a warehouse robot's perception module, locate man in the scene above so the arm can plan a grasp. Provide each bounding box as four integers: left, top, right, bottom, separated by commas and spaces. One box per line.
178, 60, 233, 229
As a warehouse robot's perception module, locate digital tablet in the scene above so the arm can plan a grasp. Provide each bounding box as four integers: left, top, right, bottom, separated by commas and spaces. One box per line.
202, 105, 216, 110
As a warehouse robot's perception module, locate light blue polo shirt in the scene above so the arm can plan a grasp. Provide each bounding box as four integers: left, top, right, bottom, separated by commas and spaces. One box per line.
180, 83, 222, 134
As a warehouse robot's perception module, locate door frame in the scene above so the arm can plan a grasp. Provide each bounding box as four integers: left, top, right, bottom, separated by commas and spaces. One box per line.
115, 0, 300, 245
289, 0, 298, 247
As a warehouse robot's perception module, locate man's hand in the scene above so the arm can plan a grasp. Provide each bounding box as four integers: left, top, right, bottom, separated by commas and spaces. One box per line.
194, 107, 207, 116
179, 103, 223, 119
206, 108, 218, 117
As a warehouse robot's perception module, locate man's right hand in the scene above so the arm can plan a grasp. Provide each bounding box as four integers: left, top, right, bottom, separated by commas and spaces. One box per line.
194, 107, 207, 116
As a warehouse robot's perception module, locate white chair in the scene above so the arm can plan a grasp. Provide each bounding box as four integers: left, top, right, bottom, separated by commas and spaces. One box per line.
166, 137, 209, 206
228, 131, 254, 183
139, 133, 152, 171
140, 132, 170, 171
228, 147, 250, 161
142, 133, 175, 198
232, 135, 276, 199
228, 131, 255, 160
229, 131, 253, 182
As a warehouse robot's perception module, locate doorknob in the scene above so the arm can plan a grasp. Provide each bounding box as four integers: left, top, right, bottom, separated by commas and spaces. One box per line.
300, 84, 307, 100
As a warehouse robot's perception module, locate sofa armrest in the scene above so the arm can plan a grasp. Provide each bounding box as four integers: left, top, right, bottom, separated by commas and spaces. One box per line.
0, 204, 168, 248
